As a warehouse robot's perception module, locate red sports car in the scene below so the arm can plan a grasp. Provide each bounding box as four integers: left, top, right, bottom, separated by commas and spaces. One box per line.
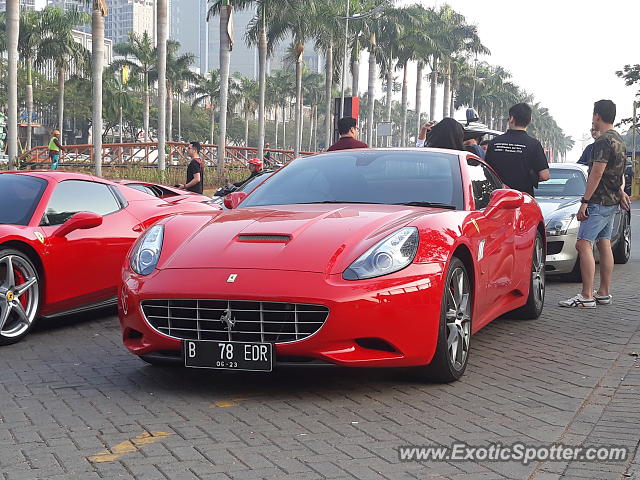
0, 171, 220, 345
119, 149, 546, 382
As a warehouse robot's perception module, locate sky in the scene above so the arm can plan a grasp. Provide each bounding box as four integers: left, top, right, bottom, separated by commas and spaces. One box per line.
393, 0, 640, 160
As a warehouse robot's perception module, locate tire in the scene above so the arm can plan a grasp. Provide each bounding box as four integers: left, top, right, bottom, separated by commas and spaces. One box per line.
415, 257, 472, 383
0, 249, 41, 346
507, 232, 545, 319
613, 213, 631, 264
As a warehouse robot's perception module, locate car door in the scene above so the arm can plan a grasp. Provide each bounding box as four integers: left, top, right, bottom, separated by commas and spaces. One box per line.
38, 180, 140, 312
466, 158, 516, 319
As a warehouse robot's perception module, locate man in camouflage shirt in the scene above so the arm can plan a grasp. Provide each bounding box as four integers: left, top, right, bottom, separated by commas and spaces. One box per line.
560, 100, 630, 308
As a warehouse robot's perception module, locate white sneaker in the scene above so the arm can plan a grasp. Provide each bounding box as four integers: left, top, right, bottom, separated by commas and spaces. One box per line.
558, 294, 596, 308
593, 291, 612, 305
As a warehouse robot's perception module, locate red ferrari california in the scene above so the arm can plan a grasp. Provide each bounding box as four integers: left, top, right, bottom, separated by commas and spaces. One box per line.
119, 148, 546, 382
0, 171, 220, 345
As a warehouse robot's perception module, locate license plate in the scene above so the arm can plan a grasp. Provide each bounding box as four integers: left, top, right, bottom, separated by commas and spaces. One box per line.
183, 340, 273, 372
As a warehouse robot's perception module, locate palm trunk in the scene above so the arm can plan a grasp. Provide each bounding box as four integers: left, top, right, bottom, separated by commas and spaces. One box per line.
489, 102, 494, 130
415, 63, 423, 138
298, 90, 304, 149
92, 5, 105, 176
7, 0, 18, 168
274, 108, 278, 148
400, 61, 408, 147
429, 57, 438, 121
26, 60, 34, 150
442, 60, 451, 118
57, 67, 65, 133
244, 116, 249, 146
157, 0, 168, 171
167, 89, 173, 142
324, 42, 333, 149
314, 104, 318, 151
177, 92, 182, 141
351, 40, 359, 98
282, 105, 286, 149
384, 62, 392, 147
143, 75, 149, 141
294, 43, 303, 158
366, 36, 376, 146
209, 105, 215, 144
119, 104, 123, 143
257, 10, 267, 159
217, 4, 232, 174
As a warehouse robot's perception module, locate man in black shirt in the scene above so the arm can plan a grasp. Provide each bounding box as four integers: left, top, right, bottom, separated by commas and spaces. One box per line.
177, 141, 204, 194
485, 103, 550, 196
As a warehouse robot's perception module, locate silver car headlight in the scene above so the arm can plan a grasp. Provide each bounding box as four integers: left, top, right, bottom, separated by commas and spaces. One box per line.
343, 227, 419, 280
546, 214, 576, 236
130, 225, 164, 275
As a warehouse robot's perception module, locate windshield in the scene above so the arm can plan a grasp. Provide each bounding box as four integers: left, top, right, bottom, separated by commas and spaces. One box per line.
0, 174, 47, 226
241, 150, 463, 209
239, 172, 274, 193
534, 168, 586, 197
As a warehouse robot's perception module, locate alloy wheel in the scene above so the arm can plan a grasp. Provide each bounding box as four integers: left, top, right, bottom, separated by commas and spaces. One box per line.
444, 267, 471, 371
532, 236, 545, 309
0, 254, 39, 339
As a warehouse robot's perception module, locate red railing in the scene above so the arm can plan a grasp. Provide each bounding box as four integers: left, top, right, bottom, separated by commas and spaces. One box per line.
17, 142, 316, 170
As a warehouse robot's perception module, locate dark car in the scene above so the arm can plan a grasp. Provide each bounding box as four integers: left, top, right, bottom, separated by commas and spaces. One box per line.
211, 170, 275, 208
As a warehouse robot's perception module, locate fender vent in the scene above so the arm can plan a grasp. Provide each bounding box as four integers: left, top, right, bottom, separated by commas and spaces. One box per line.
238, 234, 291, 242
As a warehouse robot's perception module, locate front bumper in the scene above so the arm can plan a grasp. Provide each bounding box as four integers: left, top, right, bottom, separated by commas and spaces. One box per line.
545, 231, 578, 275
119, 264, 445, 368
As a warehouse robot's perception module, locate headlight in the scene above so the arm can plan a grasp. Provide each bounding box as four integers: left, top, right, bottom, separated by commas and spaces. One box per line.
546, 214, 576, 236
343, 227, 419, 280
130, 225, 164, 275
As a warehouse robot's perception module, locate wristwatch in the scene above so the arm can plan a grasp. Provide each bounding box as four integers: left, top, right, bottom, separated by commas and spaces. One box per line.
580, 197, 590, 204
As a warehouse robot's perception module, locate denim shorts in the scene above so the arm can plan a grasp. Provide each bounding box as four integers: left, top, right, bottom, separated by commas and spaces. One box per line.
577, 203, 619, 243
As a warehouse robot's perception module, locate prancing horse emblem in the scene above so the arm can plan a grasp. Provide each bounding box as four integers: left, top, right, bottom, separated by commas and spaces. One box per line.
227, 274, 237, 283
220, 308, 236, 330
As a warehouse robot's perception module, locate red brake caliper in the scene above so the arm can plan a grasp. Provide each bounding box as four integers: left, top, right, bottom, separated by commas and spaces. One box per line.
14, 269, 29, 308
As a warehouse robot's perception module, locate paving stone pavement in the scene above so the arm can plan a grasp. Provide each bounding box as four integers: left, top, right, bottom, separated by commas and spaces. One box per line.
1, 206, 639, 480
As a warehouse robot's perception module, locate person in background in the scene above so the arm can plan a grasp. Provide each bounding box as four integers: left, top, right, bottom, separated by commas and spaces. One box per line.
559, 100, 630, 309
327, 117, 368, 151
416, 118, 465, 150
464, 135, 485, 158
234, 158, 263, 187
176, 141, 204, 194
485, 103, 550, 196
263, 142, 272, 168
48, 129, 63, 170
577, 127, 601, 165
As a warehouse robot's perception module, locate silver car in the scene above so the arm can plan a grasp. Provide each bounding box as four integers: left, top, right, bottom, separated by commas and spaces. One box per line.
535, 163, 631, 280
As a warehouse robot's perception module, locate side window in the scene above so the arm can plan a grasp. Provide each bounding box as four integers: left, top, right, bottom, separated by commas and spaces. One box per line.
467, 158, 498, 209
484, 166, 504, 191
41, 180, 122, 226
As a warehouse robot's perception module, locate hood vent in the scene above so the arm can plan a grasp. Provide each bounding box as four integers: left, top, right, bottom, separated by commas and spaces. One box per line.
237, 234, 291, 242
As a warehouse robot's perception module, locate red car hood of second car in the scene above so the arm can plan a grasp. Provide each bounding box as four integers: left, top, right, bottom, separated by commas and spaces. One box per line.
160, 204, 446, 275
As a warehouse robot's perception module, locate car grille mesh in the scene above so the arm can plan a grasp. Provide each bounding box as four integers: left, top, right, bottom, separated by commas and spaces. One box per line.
141, 299, 329, 343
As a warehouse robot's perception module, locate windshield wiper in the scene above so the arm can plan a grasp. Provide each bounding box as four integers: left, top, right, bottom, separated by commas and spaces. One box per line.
394, 201, 457, 210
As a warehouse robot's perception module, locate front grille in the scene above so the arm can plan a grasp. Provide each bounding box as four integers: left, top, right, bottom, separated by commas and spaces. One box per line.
141, 299, 329, 344
547, 241, 564, 255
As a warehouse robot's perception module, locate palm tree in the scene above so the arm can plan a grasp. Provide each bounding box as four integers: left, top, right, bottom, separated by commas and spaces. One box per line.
38, 7, 91, 133
188, 69, 220, 144
232, 73, 259, 146
91, 0, 107, 175
17, 9, 45, 150
266, 69, 294, 149
113, 31, 155, 143
164, 40, 196, 142
156, 0, 168, 170
6, 2, 19, 168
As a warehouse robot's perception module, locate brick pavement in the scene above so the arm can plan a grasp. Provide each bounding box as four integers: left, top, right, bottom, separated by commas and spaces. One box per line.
1, 207, 639, 480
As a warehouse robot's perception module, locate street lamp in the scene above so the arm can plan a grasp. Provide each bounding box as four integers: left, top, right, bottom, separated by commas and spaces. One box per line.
339, 0, 395, 118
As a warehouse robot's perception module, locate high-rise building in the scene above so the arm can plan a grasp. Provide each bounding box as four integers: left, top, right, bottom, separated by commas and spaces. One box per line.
105, 0, 158, 46
0, 0, 36, 11
46, 0, 92, 33
170, 2, 323, 79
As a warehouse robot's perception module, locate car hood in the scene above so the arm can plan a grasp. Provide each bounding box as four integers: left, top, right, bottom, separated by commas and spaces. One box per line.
536, 197, 580, 220
160, 204, 448, 274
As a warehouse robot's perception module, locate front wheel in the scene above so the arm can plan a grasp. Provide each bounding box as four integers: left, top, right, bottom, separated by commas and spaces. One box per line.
0, 249, 41, 346
415, 257, 472, 383
613, 214, 631, 264
507, 231, 545, 319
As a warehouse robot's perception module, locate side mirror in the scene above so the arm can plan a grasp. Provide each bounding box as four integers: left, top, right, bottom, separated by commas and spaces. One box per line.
223, 191, 248, 209
485, 189, 524, 216
54, 211, 103, 237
